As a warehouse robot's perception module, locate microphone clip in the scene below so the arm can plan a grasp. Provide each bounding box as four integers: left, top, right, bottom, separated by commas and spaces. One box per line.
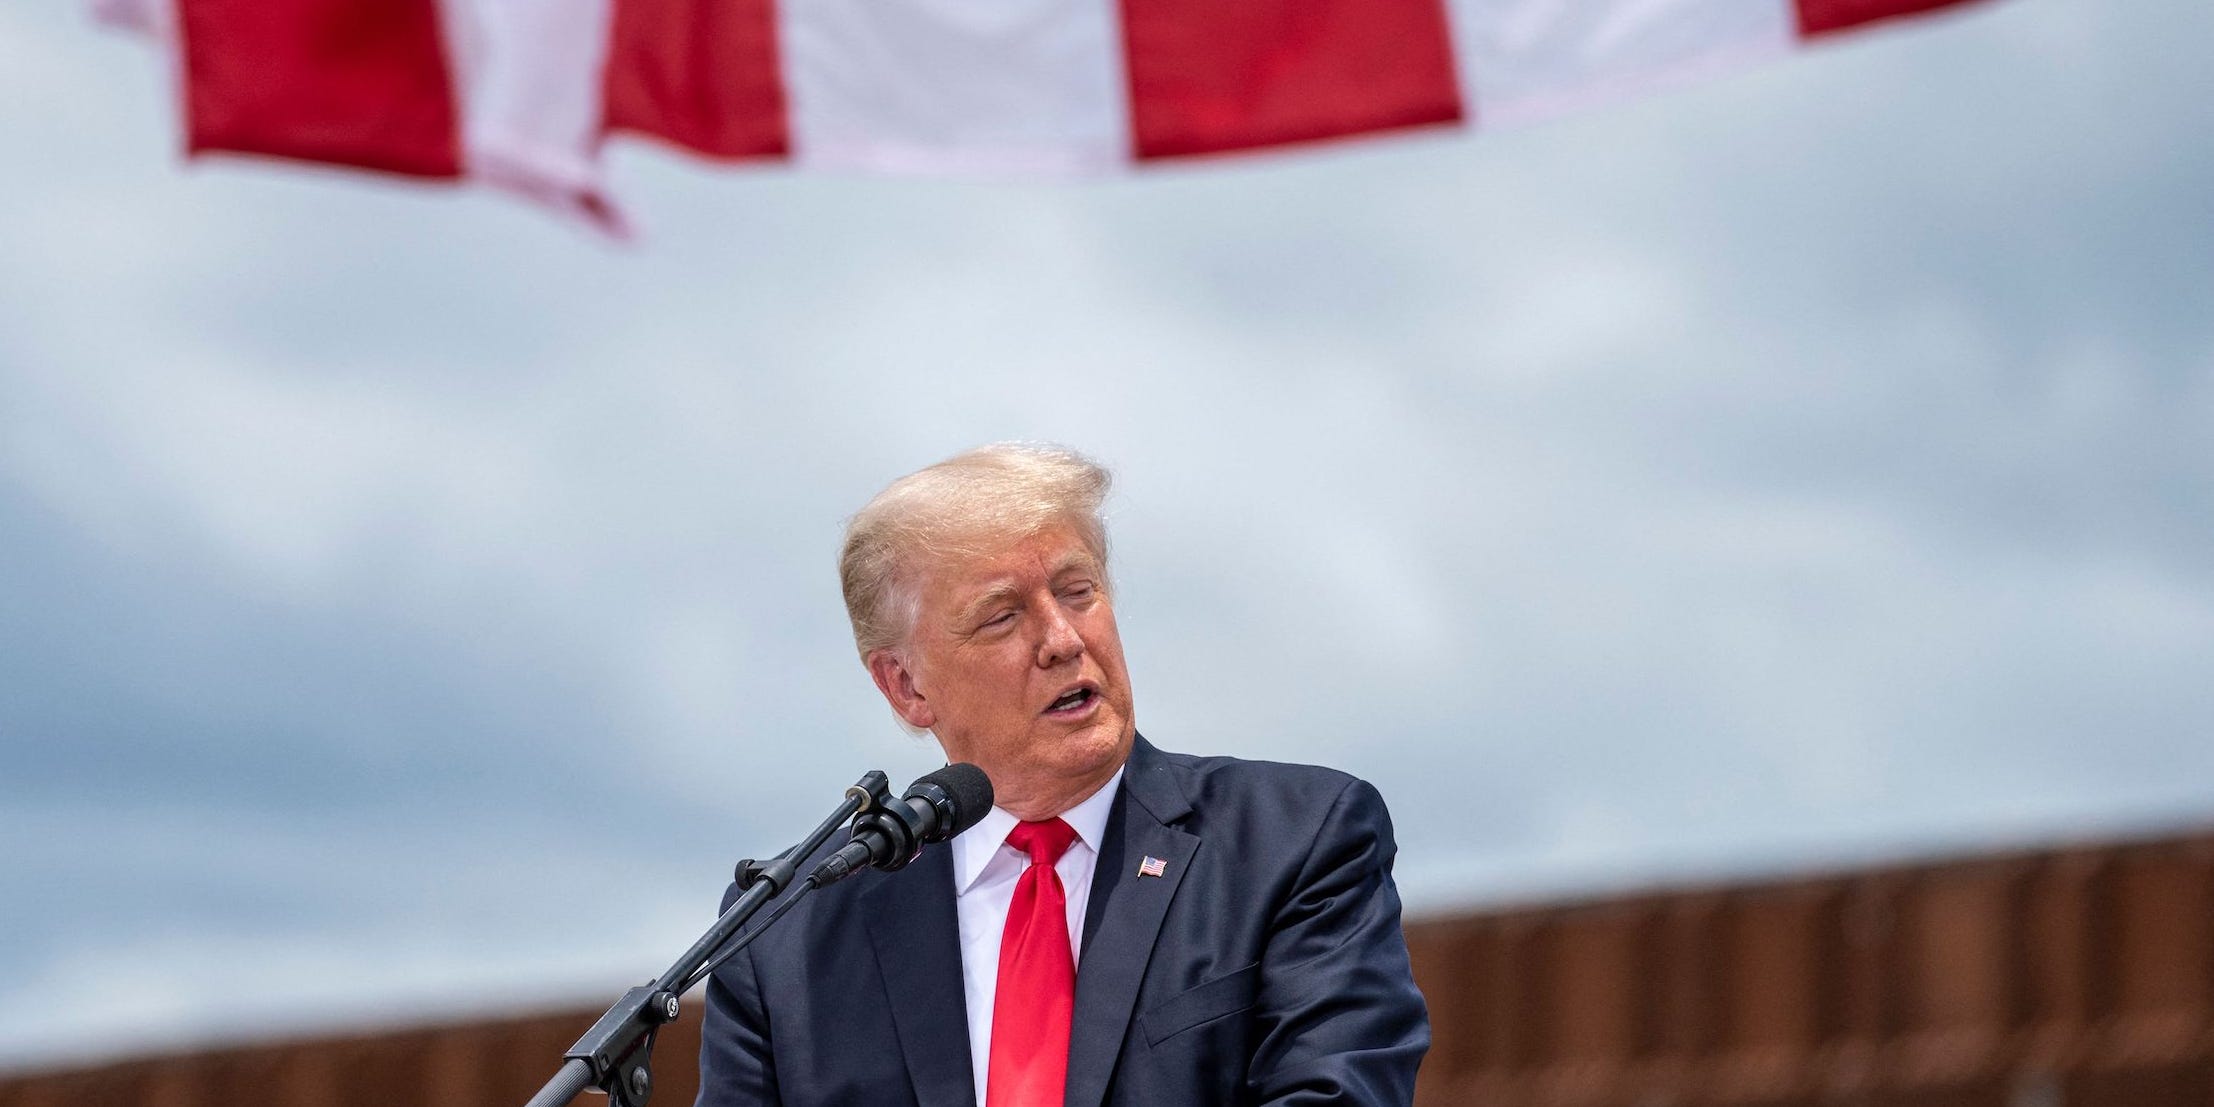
735, 771, 891, 891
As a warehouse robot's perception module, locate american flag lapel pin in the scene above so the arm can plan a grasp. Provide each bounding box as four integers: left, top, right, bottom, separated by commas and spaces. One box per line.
1138, 855, 1168, 879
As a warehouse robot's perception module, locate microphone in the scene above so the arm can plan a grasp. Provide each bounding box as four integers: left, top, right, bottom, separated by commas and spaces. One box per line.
810, 763, 993, 886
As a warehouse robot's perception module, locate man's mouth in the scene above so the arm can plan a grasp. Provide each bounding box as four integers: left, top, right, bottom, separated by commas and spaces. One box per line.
1045, 687, 1097, 715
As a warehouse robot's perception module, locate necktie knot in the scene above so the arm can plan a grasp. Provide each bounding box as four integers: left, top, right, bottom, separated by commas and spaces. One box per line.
1006, 818, 1077, 867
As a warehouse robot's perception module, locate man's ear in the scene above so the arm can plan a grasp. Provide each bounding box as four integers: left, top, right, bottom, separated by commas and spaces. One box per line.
865, 648, 936, 731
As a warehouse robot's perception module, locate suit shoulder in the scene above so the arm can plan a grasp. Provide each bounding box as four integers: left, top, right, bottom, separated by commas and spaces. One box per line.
1149, 745, 1380, 820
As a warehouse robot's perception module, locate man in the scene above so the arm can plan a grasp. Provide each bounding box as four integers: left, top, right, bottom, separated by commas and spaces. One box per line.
696, 444, 1428, 1106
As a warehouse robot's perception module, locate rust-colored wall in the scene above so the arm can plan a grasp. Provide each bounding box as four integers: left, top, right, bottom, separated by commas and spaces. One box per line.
5, 828, 2210, 1107
0, 1014, 663, 1107
1409, 829, 2214, 1106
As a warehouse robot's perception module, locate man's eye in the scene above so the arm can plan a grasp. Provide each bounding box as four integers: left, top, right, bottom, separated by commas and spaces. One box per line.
981, 611, 1016, 629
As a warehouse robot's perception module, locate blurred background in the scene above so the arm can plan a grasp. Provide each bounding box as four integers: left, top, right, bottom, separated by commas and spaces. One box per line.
2, 0, 2210, 1103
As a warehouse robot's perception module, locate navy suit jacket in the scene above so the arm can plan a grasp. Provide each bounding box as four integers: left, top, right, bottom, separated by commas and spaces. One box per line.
694, 735, 1429, 1106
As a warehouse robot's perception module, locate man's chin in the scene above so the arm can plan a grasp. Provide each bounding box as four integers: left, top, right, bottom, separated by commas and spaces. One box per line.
1057, 716, 1134, 771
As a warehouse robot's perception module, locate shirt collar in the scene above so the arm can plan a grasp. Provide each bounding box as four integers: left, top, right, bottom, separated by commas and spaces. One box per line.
952, 764, 1125, 896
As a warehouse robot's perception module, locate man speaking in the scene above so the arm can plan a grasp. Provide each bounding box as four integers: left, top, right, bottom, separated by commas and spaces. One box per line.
696, 444, 1429, 1106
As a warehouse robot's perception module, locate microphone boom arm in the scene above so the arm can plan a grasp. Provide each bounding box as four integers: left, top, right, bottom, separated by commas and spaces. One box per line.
518, 770, 891, 1107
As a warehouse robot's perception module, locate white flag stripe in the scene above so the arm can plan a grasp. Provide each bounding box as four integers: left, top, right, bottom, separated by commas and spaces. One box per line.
451, 0, 620, 223
779, 0, 1132, 176
1449, 0, 1797, 128
90, 0, 169, 38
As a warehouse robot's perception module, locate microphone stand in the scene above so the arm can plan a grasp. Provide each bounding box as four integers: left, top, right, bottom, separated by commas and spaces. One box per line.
519, 770, 891, 1107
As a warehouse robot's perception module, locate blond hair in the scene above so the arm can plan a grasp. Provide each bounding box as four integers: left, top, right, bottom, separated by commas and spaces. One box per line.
840, 443, 1112, 658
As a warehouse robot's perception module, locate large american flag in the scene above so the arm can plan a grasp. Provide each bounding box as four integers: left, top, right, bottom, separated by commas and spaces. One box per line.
96, 0, 1986, 229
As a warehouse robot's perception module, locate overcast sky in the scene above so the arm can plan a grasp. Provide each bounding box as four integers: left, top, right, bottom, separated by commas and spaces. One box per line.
3, 0, 2210, 1071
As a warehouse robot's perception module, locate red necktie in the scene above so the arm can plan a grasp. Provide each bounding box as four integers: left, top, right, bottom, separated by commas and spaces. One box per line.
987, 818, 1079, 1107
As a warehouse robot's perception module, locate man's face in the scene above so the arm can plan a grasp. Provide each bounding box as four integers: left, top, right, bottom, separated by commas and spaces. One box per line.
869, 520, 1136, 817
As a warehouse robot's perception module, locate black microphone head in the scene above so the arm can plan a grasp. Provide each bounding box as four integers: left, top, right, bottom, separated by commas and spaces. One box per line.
908, 762, 994, 841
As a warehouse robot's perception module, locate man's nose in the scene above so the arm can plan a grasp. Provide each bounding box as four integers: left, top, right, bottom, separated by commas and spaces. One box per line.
1037, 606, 1085, 667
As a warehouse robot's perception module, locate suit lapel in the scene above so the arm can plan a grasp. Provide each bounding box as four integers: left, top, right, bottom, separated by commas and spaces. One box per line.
864, 846, 977, 1107
1065, 737, 1196, 1107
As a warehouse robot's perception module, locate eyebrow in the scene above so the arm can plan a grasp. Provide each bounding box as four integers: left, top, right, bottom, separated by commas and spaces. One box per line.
1050, 550, 1101, 579
955, 583, 1021, 627
952, 553, 1102, 627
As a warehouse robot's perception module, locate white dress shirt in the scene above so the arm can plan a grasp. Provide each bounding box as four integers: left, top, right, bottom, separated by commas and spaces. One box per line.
950, 766, 1125, 1106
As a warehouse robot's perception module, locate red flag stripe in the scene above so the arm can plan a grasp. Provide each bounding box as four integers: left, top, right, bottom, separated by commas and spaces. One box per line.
1120, 0, 1465, 160
177, 0, 461, 178
600, 0, 790, 160
1797, 0, 1985, 37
